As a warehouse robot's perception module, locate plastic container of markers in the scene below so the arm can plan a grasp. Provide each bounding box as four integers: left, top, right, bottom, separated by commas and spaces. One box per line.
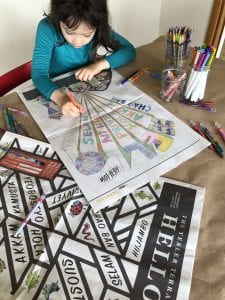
165, 54, 189, 68
160, 67, 187, 102
182, 64, 210, 102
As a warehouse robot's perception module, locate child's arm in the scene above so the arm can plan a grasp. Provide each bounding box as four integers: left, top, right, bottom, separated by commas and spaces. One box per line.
31, 19, 60, 101
105, 30, 136, 69
31, 19, 83, 117
75, 30, 136, 81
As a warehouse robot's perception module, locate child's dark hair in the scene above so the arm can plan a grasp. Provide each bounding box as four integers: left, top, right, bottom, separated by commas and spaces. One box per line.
48, 0, 121, 59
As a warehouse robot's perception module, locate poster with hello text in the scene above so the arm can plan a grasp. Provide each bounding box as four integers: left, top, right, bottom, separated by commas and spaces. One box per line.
0, 132, 204, 300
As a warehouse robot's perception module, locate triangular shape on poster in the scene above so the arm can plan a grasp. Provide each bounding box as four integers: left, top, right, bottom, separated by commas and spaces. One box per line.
120, 241, 126, 250
47, 232, 64, 258
121, 259, 139, 288
114, 213, 136, 233
105, 208, 118, 224
80, 262, 104, 299
119, 195, 137, 215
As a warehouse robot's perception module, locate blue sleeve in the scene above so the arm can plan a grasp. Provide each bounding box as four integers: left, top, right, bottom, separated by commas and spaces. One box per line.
104, 31, 136, 69
31, 18, 59, 100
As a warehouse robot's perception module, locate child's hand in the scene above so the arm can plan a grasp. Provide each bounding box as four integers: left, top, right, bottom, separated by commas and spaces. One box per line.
60, 99, 82, 117
75, 59, 110, 81
51, 90, 83, 117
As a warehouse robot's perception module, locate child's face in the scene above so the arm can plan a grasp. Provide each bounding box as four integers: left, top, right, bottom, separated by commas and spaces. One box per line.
60, 21, 96, 48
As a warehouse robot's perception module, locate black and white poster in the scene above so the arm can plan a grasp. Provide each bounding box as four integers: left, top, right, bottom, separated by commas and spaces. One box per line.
0, 132, 204, 300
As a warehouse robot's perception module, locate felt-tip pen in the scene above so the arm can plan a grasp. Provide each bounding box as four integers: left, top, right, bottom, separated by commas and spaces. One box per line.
215, 122, 225, 142
200, 123, 224, 158
147, 71, 161, 80
14, 194, 46, 237
118, 70, 139, 86
189, 120, 213, 150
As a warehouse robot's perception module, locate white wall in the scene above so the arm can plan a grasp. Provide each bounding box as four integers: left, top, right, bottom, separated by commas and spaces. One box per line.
0, 0, 214, 76
108, 0, 161, 47
0, 0, 50, 74
0, 0, 161, 75
159, 0, 214, 47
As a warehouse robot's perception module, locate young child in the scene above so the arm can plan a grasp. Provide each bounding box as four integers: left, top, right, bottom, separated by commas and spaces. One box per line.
31, 0, 136, 117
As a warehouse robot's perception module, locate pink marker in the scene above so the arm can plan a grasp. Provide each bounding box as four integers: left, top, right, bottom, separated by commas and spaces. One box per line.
215, 122, 225, 141
14, 194, 46, 236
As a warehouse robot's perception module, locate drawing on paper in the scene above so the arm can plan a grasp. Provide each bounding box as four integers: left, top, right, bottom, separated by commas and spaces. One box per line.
18, 69, 209, 211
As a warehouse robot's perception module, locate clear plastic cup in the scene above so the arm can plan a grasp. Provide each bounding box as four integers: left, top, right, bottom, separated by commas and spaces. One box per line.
160, 67, 187, 102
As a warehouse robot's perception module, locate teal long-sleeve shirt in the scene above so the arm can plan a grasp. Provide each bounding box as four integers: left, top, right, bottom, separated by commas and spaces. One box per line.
31, 18, 136, 99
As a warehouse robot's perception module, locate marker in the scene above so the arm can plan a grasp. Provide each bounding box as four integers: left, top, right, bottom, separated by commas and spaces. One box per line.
6, 110, 17, 133
147, 71, 161, 80
3, 109, 12, 132
189, 120, 214, 150
0, 104, 28, 116
131, 67, 149, 82
215, 122, 225, 142
200, 123, 224, 158
66, 88, 84, 113
14, 194, 46, 237
0, 146, 45, 166
118, 70, 139, 86
10, 150, 46, 166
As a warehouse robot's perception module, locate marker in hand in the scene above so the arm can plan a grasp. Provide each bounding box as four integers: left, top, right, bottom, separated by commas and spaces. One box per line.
66, 88, 84, 113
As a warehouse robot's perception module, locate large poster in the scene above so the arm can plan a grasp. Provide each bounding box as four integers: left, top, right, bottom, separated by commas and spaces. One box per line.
0, 132, 204, 300
18, 70, 209, 211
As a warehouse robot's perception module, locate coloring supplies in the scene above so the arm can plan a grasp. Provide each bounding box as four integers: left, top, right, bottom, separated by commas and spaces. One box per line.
180, 99, 216, 112
118, 67, 149, 85
215, 122, 225, 141
1, 105, 30, 136
147, 71, 161, 80
200, 123, 224, 158
130, 67, 149, 82
160, 67, 187, 102
0, 104, 28, 116
2, 108, 12, 132
118, 70, 139, 85
14, 194, 46, 237
0, 145, 63, 180
166, 26, 193, 67
189, 120, 214, 150
190, 120, 224, 157
184, 44, 216, 102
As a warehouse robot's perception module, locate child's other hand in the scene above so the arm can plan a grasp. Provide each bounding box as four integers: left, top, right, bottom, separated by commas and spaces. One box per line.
51, 90, 83, 117
75, 59, 110, 81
